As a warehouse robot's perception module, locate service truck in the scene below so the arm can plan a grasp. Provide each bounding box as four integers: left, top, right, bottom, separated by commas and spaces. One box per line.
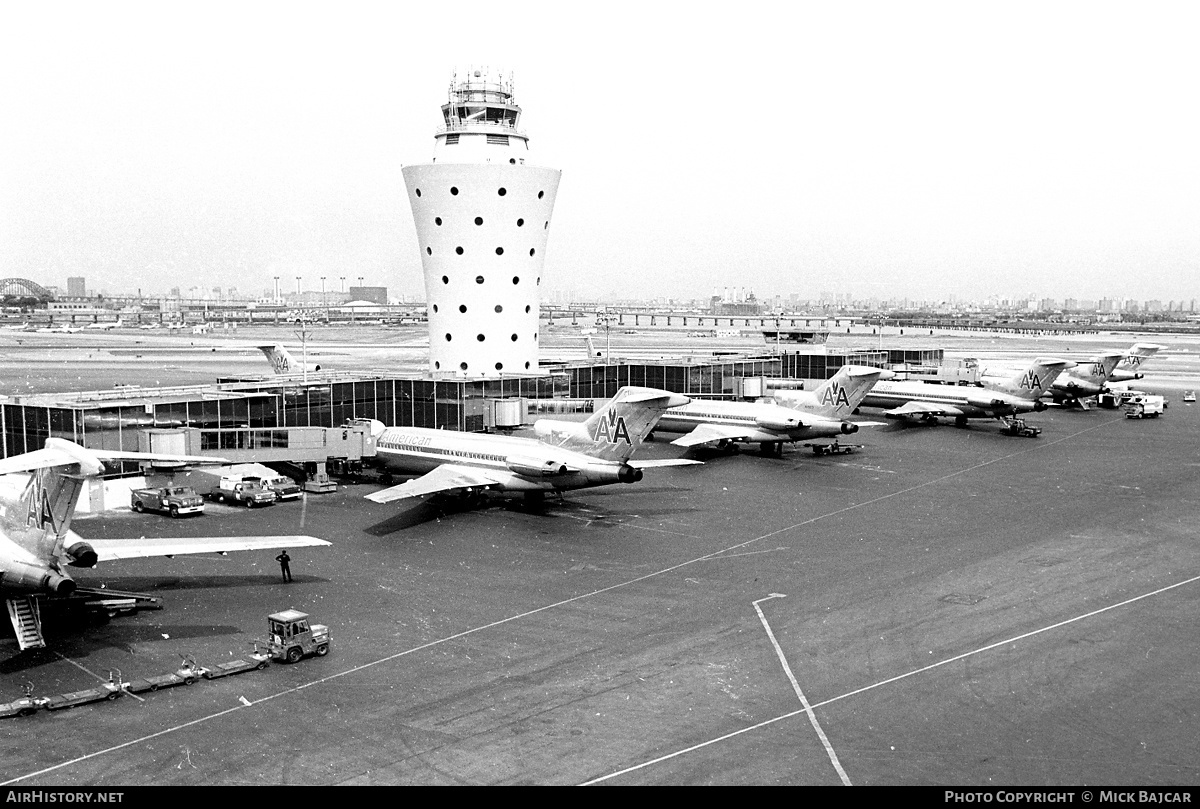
130, 486, 205, 517
211, 475, 277, 507
1124, 394, 1166, 419
261, 474, 302, 501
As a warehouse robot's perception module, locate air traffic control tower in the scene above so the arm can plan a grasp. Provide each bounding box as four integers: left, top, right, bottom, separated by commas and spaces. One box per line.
403, 69, 561, 377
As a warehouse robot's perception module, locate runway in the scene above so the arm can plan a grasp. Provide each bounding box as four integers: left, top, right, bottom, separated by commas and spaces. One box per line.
1, 325, 1199, 785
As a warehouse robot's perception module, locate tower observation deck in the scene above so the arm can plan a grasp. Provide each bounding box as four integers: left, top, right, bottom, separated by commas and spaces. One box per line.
403, 69, 561, 377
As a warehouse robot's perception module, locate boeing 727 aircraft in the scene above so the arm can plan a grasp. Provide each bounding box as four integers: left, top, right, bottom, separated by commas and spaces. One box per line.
0, 438, 330, 650
258, 344, 322, 374
652, 366, 886, 455
1108, 343, 1167, 384
981, 351, 1123, 408
859, 357, 1074, 426
366, 386, 697, 505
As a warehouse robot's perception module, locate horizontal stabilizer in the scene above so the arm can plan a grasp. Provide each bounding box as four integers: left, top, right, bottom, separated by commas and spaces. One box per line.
626, 459, 704, 468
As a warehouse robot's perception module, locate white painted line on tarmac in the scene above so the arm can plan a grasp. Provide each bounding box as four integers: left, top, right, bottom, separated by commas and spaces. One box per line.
753, 594, 851, 786
3, 418, 1123, 786
581, 572, 1200, 785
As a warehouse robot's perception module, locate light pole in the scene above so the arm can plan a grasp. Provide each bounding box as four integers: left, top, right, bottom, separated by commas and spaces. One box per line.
320, 276, 326, 311
339, 276, 346, 294
295, 276, 302, 296
294, 317, 312, 385
273, 276, 280, 304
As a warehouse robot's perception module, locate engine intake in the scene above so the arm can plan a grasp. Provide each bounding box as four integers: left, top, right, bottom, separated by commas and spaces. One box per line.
65, 541, 98, 569
618, 464, 643, 484
840, 421, 858, 435
506, 456, 570, 477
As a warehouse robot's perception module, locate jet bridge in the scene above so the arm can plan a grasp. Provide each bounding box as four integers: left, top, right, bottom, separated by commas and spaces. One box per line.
137, 425, 376, 493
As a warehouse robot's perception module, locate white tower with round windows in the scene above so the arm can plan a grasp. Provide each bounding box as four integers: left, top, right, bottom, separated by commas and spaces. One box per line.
403, 69, 561, 377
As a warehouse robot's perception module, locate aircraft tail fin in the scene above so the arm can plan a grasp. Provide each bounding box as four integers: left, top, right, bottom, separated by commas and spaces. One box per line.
1008, 357, 1074, 399
805, 365, 886, 417
257, 345, 320, 375
545, 386, 688, 461
1112, 342, 1166, 379
1076, 352, 1125, 386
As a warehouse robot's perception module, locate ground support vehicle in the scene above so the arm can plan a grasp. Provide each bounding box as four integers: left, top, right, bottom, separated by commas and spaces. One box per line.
803, 440, 863, 456
1125, 395, 1166, 419
131, 486, 205, 517
210, 476, 276, 507
266, 610, 331, 663
261, 474, 302, 501
43, 671, 125, 710
1000, 418, 1042, 437
124, 658, 205, 693
1184, 391, 1196, 403
196, 647, 272, 680
0, 684, 48, 718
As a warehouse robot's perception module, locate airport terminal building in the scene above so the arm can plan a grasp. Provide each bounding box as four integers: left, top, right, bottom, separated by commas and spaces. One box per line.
0, 347, 940, 460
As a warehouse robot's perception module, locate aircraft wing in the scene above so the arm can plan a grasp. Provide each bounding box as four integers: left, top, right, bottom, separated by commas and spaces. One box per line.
90, 535, 330, 562
364, 464, 507, 504
0, 445, 230, 476
670, 423, 757, 448
883, 401, 965, 418
627, 459, 704, 468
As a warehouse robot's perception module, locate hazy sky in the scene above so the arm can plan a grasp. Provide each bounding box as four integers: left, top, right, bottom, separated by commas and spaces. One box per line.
2, 1, 1198, 304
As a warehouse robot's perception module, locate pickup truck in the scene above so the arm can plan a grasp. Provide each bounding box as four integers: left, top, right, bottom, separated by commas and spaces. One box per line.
211, 476, 277, 507
131, 486, 205, 517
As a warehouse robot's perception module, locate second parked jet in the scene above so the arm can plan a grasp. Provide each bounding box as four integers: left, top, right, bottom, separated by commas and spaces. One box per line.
652, 365, 886, 455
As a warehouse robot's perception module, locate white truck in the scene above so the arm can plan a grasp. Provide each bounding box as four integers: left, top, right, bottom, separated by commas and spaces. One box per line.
1124, 394, 1166, 419
211, 475, 277, 507
261, 474, 303, 501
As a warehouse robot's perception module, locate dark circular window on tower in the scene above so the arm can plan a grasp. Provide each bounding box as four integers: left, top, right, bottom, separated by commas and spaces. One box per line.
512, 276, 520, 285
516, 218, 524, 227
445, 333, 452, 341
474, 216, 483, 226
498, 187, 507, 196
460, 362, 468, 371
476, 334, 485, 342
511, 334, 518, 342
441, 275, 449, 284
455, 246, 464, 255
494, 305, 503, 313
435, 361, 440, 369
524, 305, 530, 313
432, 304, 439, 313
435, 217, 442, 226
495, 362, 504, 370
538, 190, 544, 199
529, 248, 535, 256
476, 275, 485, 284
458, 305, 467, 313
415, 189, 421, 197
426, 247, 432, 255
451, 186, 459, 195
524, 362, 530, 369
495, 247, 504, 255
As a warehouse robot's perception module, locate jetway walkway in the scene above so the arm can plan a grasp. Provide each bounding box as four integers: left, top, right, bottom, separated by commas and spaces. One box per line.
138, 425, 376, 493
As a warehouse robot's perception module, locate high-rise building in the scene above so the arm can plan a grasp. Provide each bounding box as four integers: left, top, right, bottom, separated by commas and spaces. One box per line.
66, 277, 86, 297
402, 69, 561, 377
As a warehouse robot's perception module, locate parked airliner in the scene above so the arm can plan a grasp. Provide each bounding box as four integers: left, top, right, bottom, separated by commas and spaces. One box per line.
860, 357, 1074, 426
652, 366, 886, 455
367, 386, 697, 505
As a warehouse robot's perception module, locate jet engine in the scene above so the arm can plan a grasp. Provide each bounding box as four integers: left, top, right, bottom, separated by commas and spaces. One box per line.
506, 456, 570, 477
64, 541, 98, 568
839, 421, 859, 435
1, 560, 76, 596
753, 414, 802, 431
617, 464, 643, 484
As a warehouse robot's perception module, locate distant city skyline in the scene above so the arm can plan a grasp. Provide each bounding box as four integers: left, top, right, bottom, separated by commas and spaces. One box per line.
2, 3, 1197, 305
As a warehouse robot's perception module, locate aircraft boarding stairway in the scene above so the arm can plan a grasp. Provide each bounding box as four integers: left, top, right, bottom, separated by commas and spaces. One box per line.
6, 596, 46, 650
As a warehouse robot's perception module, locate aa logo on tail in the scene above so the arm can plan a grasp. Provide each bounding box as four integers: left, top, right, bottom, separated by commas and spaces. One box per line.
1089, 362, 1104, 377
818, 383, 852, 408
1021, 371, 1043, 390
1127, 355, 1144, 366
593, 412, 632, 444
